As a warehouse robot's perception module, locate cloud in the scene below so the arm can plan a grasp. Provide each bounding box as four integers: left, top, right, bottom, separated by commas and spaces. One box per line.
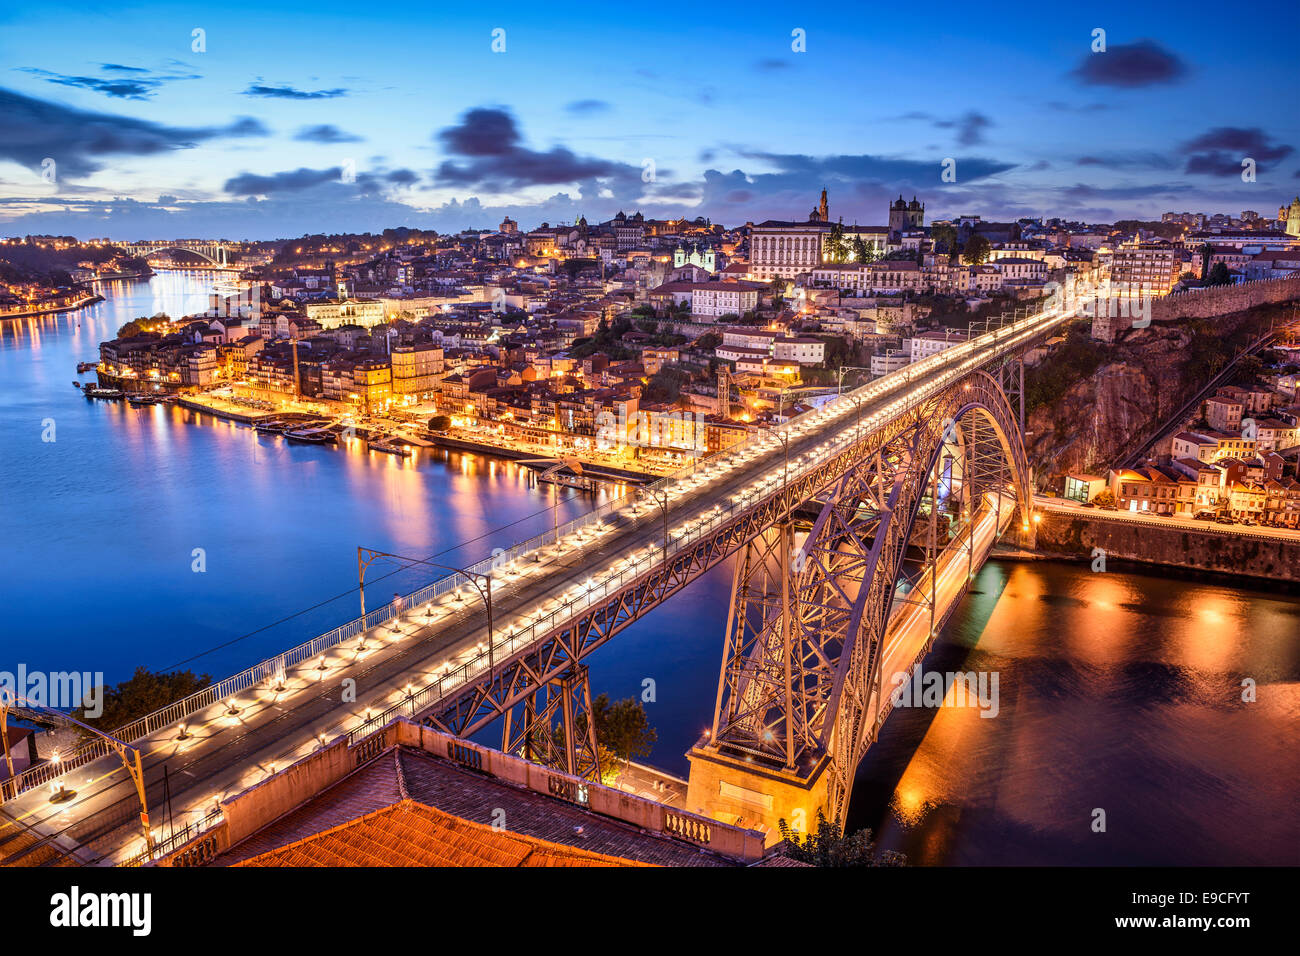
1074, 152, 1178, 170
432, 107, 643, 192
896, 110, 993, 146
294, 124, 364, 143
242, 83, 348, 100
754, 59, 792, 71
1046, 101, 1109, 113
224, 167, 345, 196
565, 99, 611, 115
1180, 127, 1294, 176
1069, 40, 1188, 88
18, 65, 200, 100
0, 87, 267, 180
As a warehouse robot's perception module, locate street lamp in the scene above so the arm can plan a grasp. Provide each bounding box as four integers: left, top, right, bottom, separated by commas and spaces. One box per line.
356, 547, 497, 678
0, 694, 154, 855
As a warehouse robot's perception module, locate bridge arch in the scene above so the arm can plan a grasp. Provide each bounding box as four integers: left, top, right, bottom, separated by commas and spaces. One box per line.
695, 369, 1034, 835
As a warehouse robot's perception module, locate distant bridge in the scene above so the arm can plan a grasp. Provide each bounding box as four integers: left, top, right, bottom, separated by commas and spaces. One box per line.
120, 240, 234, 267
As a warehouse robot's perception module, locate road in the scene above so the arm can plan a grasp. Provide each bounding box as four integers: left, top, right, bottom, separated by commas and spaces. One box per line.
1037, 496, 1300, 543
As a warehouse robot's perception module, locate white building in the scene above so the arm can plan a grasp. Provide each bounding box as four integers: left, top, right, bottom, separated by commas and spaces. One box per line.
691, 282, 765, 320
773, 336, 825, 366
909, 330, 968, 362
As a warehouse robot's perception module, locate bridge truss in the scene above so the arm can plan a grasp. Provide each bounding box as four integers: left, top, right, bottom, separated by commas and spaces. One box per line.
421, 370, 1032, 796
702, 369, 1032, 824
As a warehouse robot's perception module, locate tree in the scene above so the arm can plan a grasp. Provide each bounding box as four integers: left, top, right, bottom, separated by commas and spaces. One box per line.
850, 235, 870, 263
73, 666, 212, 734
824, 220, 847, 263
592, 694, 656, 770
777, 811, 905, 867
1199, 242, 1214, 277
1206, 262, 1233, 286
1090, 488, 1117, 508
962, 234, 991, 265
930, 223, 958, 257
429, 415, 451, 432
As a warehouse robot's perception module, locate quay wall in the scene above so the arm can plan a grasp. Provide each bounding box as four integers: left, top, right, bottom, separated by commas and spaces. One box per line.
1029, 509, 1300, 583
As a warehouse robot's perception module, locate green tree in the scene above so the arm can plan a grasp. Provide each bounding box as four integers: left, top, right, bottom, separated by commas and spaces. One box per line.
777, 811, 906, 867
73, 666, 212, 734
1199, 242, 1214, 277
824, 220, 847, 263
1206, 262, 1233, 286
962, 234, 991, 265
930, 223, 958, 257
850, 235, 870, 263
592, 693, 657, 770
429, 415, 452, 432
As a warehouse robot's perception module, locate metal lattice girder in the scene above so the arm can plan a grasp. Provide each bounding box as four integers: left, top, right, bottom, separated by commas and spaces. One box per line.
500, 665, 601, 782
420, 393, 933, 741
423, 370, 1031, 803
706, 370, 1033, 827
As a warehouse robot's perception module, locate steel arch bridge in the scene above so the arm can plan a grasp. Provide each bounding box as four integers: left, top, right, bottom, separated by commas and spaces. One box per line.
686, 369, 1033, 834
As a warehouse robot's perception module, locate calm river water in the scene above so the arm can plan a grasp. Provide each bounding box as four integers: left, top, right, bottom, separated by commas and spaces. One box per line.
1, 270, 1295, 864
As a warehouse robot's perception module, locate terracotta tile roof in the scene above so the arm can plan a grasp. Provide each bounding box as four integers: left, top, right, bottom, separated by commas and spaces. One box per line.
214, 747, 741, 868
234, 799, 649, 867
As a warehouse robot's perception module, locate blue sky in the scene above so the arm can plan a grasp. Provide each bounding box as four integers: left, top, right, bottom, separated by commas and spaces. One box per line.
1, 0, 1297, 239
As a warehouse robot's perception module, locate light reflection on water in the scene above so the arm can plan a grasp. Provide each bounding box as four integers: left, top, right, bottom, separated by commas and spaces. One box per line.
849, 559, 1300, 865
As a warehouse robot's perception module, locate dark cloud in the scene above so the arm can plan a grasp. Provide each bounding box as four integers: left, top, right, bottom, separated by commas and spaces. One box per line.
294, 124, 364, 144
224, 167, 344, 196
1180, 127, 1294, 176
0, 87, 267, 180
19, 65, 200, 100
1046, 101, 1109, 113
433, 107, 642, 191
565, 99, 611, 115
242, 83, 348, 100
897, 110, 993, 146
1069, 40, 1188, 88
1074, 152, 1178, 170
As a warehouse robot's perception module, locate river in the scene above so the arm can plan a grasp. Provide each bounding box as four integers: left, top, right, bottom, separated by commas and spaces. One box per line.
1, 270, 1295, 864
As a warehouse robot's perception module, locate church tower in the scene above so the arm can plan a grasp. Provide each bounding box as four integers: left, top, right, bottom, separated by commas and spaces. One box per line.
1287, 197, 1300, 237
810, 187, 829, 223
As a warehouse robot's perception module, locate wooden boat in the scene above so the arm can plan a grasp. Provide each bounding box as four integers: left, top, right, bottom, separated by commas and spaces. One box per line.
76, 362, 97, 373
72, 381, 82, 388
367, 439, 410, 456
84, 387, 123, 399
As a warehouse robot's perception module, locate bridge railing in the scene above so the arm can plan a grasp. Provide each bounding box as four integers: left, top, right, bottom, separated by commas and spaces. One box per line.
0, 302, 1065, 805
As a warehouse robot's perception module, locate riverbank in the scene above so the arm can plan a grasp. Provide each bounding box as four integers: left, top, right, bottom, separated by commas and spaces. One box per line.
1025, 507, 1300, 583
0, 293, 104, 321
429, 433, 651, 483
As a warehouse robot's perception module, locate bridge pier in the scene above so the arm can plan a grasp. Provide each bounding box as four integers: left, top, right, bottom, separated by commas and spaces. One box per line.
684, 744, 831, 845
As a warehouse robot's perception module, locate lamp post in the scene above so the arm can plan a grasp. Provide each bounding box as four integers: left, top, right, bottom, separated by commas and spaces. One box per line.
357, 547, 497, 678
0, 695, 154, 856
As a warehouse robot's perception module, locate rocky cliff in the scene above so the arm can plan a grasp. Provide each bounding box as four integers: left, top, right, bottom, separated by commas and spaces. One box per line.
1024, 302, 1282, 482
